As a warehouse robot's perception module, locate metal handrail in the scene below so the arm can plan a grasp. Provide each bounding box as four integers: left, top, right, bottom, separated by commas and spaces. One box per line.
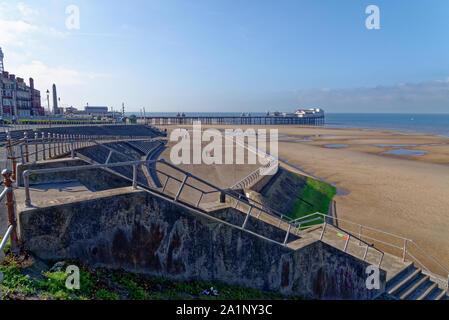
20, 158, 300, 247
22, 159, 158, 207
21, 158, 295, 228
0, 186, 10, 202
230, 160, 275, 190
318, 218, 385, 267
227, 189, 295, 224
0, 225, 13, 252
294, 212, 449, 285
156, 159, 295, 226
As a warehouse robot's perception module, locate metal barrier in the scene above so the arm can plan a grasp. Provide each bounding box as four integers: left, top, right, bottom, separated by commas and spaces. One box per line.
293, 212, 449, 288
21, 158, 298, 246
4, 132, 159, 180
0, 169, 19, 256
230, 159, 277, 190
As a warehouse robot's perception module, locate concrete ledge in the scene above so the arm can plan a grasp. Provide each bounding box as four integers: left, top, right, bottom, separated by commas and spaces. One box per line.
16, 158, 131, 191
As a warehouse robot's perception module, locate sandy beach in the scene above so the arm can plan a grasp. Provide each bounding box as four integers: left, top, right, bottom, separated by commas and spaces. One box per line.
164, 124, 449, 273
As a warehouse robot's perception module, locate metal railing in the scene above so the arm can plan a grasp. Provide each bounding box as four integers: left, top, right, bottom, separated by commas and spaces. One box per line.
230, 159, 277, 190
293, 212, 449, 288
4, 131, 160, 180
0, 169, 20, 257
0, 121, 160, 133
21, 158, 298, 246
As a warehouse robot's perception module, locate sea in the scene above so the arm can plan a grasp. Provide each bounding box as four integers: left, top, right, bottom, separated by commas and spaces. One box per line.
126, 112, 449, 138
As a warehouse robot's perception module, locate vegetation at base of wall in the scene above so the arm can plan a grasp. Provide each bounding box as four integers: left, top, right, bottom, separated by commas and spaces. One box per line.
0, 252, 302, 301
290, 177, 336, 227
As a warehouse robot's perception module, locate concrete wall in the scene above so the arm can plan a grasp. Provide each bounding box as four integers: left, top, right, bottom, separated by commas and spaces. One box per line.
16, 159, 130, 191
17, 190, 385, 300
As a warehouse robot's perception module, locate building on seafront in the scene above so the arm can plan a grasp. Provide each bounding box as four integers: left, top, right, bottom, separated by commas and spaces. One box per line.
0, 47, 45, 119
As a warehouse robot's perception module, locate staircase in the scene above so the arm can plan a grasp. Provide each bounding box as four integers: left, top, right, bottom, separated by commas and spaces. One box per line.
386, 264, 448, 300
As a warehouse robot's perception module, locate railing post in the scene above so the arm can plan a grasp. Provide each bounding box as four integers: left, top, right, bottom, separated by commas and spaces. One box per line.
242, 205, 253, 230
71, 141, 75, 159
174, 174, 188, 201
24, 132, 29, 163
283, 224, 292, 245
2, 169, 20, 256
132, 165, 138, 189
106, 151, 113, 164
19, 144, 25, 165
24, 172, 31, 208
41, 133, 46, 161
403, 239, 407, 262
34, 132, 39, 162
53, 134, 57, 156
379, 253, 384, 268
196, 192, 204, 208
48, 133, 52, 158
57, 134, 61, 155
363, 245, 369, 261
6, 132, 17, 180
319, 222, 327, 240
162, 176, 169, 193
343, 234, 351, 252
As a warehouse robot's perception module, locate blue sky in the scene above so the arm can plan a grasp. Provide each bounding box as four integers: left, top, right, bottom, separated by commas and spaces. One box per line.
1, 0, 448, 113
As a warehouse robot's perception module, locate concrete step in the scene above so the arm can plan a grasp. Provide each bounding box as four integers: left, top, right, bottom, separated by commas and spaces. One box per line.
406, 278, 435, 300
386, 263, 417, 293
395, 272, 426, 299
388, 268, 421, 296
400, 275, 430, 300
424, 285, 445, 300
436, 290, 448, 301
417, 283, 438, 300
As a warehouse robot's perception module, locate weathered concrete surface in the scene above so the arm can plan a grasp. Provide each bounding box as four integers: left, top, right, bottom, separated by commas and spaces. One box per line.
17, 190, 385, 300
253, 168, 308, 214
16, 158, 130, 191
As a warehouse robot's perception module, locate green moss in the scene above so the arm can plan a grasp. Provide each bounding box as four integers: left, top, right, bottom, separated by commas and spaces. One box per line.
290, 177, 336, 226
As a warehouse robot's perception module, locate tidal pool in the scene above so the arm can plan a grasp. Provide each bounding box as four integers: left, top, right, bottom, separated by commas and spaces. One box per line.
325, 144, 350, 148
382, 149, 427, 156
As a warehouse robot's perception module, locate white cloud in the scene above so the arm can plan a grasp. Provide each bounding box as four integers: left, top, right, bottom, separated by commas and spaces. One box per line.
14, 60, 108, 98
0, 19, 38, 46
0, 2, 67, 47
16, 2, 38, 20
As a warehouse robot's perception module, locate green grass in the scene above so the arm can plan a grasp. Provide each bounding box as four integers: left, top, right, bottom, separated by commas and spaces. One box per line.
290, 177, 336, 227
0, 254, 301, 300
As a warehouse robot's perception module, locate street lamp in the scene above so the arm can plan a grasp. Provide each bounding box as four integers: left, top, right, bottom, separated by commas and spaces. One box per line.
46, 89, 51, 128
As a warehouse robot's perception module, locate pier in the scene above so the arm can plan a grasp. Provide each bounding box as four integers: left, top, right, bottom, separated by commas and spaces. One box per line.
147, 115, 325, 126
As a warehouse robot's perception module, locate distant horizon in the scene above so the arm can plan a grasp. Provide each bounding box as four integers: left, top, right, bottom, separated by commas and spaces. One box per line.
1, 1, 448, 113
123, 111, 449, 115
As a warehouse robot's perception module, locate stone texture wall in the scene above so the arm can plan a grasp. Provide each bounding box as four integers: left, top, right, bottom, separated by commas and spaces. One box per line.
17, 190, 385, 299
16, 159, 130, 191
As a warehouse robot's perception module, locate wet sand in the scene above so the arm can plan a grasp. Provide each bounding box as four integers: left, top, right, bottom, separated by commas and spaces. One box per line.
165, 124, 449, 273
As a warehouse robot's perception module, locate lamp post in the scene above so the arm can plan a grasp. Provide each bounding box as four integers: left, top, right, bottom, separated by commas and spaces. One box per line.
46, 89, 51, 128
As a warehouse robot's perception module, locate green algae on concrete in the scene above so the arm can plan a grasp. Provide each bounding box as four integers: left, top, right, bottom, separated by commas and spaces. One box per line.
290, 177, 336, 225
